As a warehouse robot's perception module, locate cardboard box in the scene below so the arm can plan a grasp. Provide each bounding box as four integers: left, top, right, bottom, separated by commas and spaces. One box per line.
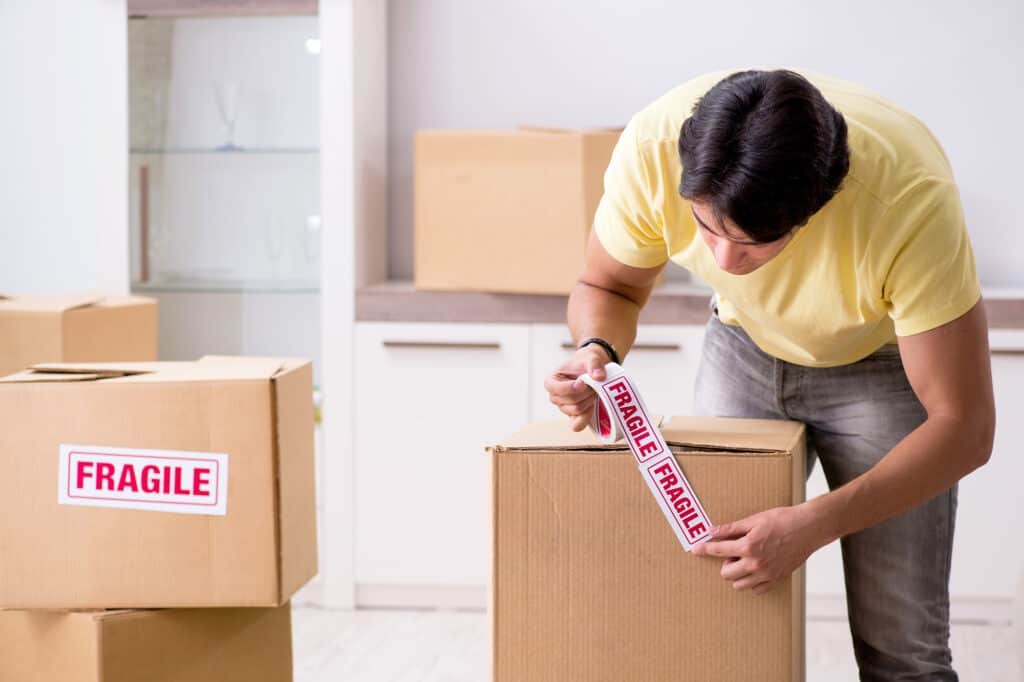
415, 127, 622, 295
0, 293, 158, 378
490, 416, 806, 682
0, 603, 292, 682
0, 356, 317, 608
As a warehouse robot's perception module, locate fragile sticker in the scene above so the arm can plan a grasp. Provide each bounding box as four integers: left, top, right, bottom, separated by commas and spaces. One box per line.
581, 363, 712, 550
58, 444, 229, 516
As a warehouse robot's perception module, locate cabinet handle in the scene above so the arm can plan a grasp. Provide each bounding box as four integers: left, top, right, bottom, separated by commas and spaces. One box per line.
560, 342, 682, 352
991, 348, 1024, 356
382, 340, 501, 351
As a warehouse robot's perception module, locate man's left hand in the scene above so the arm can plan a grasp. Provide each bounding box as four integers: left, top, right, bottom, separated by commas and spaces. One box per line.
691, 504, 830, 595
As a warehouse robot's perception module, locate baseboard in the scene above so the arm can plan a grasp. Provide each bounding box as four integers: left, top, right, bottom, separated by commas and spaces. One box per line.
355, 583, 488, 610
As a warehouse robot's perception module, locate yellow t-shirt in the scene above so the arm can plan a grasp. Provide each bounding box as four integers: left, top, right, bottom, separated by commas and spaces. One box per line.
594, 69, 981, 367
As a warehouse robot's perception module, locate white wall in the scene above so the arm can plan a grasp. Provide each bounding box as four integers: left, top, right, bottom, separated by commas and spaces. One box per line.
0, 1, 129, 295
388, 0, 1024, 286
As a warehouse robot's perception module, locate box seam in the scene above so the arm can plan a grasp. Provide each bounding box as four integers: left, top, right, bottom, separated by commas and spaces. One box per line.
270, 376, 285, 605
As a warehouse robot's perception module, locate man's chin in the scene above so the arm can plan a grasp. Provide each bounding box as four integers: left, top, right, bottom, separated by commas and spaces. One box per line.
722, 264, 761, 276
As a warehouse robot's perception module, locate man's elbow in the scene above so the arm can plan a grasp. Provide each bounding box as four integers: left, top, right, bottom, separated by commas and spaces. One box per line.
967, 409, 996, 470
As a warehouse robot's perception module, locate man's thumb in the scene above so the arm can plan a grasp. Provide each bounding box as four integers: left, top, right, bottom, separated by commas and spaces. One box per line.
585, 353, 607, 381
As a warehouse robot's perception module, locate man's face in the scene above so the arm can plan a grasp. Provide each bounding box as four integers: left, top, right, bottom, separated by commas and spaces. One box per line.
691, 201, 795, 275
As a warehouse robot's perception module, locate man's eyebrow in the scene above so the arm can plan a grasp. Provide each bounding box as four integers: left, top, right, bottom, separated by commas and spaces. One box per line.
690, 208, 761, 245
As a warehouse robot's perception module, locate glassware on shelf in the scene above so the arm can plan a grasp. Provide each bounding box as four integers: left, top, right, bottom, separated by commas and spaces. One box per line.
305, 214, 321, 262
213, 80, 241, 151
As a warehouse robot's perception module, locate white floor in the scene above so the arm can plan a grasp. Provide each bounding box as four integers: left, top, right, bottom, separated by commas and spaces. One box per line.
291, 606, 1022, 682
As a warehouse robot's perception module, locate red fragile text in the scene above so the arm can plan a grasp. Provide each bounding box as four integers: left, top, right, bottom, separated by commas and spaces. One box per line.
651, 461, 707, 541
604, 378, 661, 459
75, 460, 213, 497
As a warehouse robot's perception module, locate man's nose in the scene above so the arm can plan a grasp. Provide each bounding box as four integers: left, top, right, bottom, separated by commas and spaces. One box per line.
714, 240, 744, 272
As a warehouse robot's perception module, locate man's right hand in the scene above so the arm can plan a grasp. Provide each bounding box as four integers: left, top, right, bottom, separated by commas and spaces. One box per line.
543, 344, 613, 432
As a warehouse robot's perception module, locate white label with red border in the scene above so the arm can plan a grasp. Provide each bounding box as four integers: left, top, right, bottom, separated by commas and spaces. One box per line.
580, 363, 712, 551
58, 444, 229, 516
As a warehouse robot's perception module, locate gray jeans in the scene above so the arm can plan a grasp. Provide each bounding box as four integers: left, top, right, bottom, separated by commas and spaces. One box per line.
694, 313, 957, 682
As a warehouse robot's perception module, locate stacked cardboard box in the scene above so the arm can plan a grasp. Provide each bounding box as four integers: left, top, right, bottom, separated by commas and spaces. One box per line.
0, 293, 158, 377
0, 605, 293, 682
414, 127, 622, 295
0, 351, 316, 679
490, 416, 807, 682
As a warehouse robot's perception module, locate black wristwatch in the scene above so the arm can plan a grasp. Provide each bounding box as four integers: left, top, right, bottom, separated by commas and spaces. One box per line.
577, 337, 620, 365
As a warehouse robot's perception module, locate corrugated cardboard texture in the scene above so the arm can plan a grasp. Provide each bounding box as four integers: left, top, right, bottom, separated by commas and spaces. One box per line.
0, 357, 316, 608
0, 294, 157, 378
0, 604, 292, 682
414, 128, 622, 295
491, 417, 806, 682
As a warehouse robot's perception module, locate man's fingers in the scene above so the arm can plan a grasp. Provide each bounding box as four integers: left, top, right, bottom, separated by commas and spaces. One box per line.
549, 387, 596, 407
692, 537, 746, 558
710, 517, 755, 540
570, 414, 590, 432
544, 372, 587, 398
720, 557, 754, 581
556, 395, 595, 417
733, 575, 769, 591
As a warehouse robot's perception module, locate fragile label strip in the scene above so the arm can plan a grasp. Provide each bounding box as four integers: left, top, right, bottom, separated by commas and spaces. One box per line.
581, 362, 712, 551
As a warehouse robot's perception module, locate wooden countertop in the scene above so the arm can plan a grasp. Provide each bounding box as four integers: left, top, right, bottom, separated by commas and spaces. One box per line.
357, 281, 1024, 328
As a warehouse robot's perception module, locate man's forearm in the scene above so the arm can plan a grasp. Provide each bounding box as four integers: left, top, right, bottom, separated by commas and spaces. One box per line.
807, 414, 991, 545
568, 281, 643, 359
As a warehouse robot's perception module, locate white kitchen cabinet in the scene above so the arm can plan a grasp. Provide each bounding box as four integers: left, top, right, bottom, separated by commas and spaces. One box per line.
529, 323, 708, 422
950, 331, 1024, 603
353, 322, 530, 594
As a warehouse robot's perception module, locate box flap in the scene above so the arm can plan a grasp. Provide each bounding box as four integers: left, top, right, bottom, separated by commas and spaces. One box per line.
1, 371, 126, 383
0, 364, 156, 383
198, 355, 289, 378
496, 415, 801, 453
661, 416, 804, 453
0, 293, 102, 313
0, 357, 289, 384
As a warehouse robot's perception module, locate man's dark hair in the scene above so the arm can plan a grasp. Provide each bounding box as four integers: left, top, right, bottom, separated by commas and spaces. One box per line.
678, 69, 850, 243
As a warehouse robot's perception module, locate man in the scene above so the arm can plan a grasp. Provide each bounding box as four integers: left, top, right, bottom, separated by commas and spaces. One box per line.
544, 69, 995, 681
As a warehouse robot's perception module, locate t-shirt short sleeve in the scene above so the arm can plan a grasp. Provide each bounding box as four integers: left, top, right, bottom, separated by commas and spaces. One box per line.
592, 121, 669, 269
883, 180, 981, 337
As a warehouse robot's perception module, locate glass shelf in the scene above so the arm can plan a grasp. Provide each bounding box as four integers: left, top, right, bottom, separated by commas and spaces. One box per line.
131, 147, 319, 155
132, 278, 320, 294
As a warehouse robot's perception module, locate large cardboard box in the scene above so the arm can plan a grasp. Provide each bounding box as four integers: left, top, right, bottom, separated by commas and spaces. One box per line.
415, 127, 622, 295
0, 603, 292, 682
0, 293, 158, 377
490, 416, 806, 682
0, 356, 317, 608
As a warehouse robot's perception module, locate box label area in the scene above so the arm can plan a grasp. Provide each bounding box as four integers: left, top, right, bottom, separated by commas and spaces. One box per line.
581, 363, 711, 550
58, 444, 229, 516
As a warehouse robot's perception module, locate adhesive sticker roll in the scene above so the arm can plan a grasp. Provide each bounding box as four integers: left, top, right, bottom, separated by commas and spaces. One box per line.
578, 361, 712, 551
580, 362, 626, 443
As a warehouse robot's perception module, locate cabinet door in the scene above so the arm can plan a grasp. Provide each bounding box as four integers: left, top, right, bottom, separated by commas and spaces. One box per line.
950, 331, 1024, 599
354, 322, 530, 588
530, 324, 707, 421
